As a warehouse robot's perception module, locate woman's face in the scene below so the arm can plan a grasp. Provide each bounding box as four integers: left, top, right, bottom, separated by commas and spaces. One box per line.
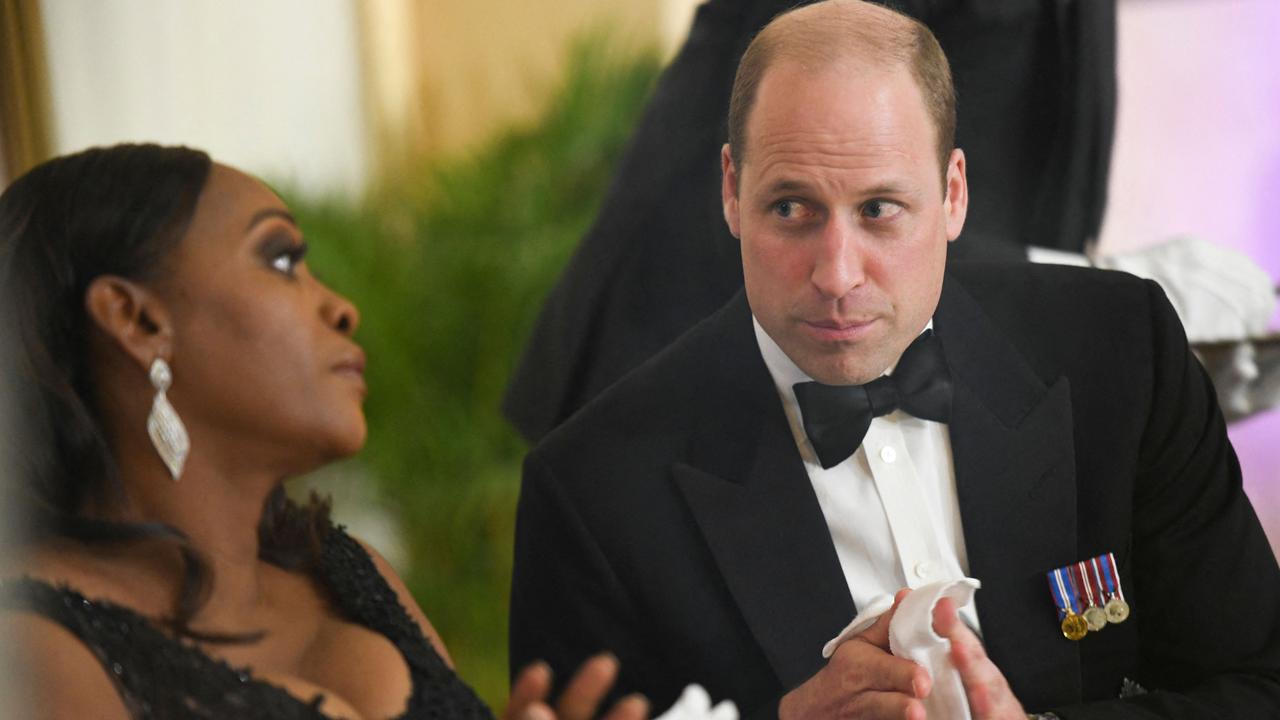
155, 164, 366, 475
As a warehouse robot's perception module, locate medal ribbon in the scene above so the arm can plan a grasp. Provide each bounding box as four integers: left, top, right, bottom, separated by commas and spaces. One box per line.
1047, 567, 1080, 620
1088, 555, 1109, 602
1103, 552, 1126, 603
1074, 561, 1097, 609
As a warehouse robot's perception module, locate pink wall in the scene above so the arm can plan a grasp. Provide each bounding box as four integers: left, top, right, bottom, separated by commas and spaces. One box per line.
1100, 0, 1280, 555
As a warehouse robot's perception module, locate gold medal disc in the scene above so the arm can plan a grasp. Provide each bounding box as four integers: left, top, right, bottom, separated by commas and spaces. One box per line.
1083, 606, 1108, 631
1060, 612, 1088, 641
1105, 597, 1130, 623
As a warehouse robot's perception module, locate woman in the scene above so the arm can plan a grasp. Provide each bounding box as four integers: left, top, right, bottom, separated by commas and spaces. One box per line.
0, 144, 648, 720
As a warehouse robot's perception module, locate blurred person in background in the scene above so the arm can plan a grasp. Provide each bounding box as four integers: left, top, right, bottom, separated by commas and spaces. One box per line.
0, 144, 648, 720
0, 296, 25, 719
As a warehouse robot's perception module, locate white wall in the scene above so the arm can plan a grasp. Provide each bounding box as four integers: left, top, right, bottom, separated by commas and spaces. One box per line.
1100, 0, 1280, 556
39, 0, 369, 200
1099, 0, 1280, 271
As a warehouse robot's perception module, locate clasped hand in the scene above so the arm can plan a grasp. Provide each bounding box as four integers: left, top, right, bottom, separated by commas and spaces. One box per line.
780, 590, 1026, 719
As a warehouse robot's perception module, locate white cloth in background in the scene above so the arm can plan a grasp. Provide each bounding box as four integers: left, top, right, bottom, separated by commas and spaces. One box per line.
653, 684, 739, 720
823, 579, 982, 720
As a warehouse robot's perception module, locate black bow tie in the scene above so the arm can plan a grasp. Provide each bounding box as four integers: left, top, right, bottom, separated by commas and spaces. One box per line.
792, 330, 952, 469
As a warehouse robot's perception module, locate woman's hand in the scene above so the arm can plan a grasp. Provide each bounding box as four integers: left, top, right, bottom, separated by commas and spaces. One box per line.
506, 653, 649, 720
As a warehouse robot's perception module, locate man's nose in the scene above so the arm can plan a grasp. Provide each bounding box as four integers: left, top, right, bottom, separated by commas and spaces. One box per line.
809, 217, 866, 299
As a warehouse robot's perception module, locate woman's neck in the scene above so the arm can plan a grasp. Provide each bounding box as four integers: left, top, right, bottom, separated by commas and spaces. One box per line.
90, 439, 287, 630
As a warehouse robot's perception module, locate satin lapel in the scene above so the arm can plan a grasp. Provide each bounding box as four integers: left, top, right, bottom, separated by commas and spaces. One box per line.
672, 294, 855, 690
936, 274, 1082, 706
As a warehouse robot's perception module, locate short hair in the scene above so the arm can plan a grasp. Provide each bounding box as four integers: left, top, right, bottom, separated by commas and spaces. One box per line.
726, 0, 956, 186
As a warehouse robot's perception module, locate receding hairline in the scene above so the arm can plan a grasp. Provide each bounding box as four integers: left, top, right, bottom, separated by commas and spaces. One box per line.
727, 0, 956, 179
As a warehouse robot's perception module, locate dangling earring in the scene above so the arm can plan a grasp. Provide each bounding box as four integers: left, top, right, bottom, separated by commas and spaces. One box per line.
146, 358, 189, 481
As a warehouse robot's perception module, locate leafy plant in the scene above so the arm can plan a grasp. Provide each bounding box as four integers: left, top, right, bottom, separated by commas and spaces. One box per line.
282, 35, 662, 708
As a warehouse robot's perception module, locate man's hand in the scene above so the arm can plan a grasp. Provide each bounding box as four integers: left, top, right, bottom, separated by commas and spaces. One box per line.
506, 653, 649, 720
932, 597, 1025, 720
780, 591, 931, 720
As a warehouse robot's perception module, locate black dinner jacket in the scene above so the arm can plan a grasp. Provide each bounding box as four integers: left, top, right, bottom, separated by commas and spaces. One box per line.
509, 262, 1280, 718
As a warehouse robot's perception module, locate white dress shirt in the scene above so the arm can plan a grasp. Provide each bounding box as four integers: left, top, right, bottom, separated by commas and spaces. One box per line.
752, 317, 981, 632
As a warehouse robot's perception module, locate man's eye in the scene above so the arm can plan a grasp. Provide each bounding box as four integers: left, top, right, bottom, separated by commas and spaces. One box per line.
863, 199, 904, 220
774, 200, 805, 219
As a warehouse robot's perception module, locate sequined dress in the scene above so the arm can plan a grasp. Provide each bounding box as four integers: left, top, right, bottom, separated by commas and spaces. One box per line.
0, 526, 495, 719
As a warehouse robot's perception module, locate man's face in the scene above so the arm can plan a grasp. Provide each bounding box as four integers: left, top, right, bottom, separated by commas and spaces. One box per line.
722, 58, 967, 385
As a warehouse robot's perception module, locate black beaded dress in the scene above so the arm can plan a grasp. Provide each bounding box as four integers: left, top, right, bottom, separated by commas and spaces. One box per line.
0, 525, 495, 719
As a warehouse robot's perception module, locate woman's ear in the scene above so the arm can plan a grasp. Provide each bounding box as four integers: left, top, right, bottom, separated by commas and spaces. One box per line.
84, 276, 173, 370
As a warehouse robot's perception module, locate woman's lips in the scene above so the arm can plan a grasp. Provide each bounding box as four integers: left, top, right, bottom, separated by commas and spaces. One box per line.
333, 351, 368, 394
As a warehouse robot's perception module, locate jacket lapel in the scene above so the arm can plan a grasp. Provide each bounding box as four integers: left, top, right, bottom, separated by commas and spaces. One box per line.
935, 273, 1082, 705
672, 294, 855, 690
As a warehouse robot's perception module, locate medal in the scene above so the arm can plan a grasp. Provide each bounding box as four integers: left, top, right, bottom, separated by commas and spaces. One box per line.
1047, 567, 1088, 641
1046, 551, 1130, 640
1075, 561, 1107, 631
1084, 605, 1108, 631
1075, 561, 1105, 627
1105, 596, 1130, 623
1061, 612, 1089, 640
1096, 553, 1130, 624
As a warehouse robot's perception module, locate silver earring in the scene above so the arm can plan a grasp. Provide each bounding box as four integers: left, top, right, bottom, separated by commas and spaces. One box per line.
146, 358, 189, 481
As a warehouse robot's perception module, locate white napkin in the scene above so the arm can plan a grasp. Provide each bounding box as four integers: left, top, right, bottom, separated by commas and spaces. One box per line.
654, 684, 739, 720
822, 593, 896, 659
823, 578, 982, 720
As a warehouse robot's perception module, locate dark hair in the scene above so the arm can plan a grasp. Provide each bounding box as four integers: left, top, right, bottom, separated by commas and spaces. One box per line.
0, 143, 331, 637
726, 1, 956, 188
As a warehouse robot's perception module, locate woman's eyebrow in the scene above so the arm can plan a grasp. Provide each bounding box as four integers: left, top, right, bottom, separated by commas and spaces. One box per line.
244, 208, 297, 232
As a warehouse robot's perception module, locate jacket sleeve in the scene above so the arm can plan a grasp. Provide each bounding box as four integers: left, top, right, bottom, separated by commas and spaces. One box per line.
1049, 279, 1280, 718
509, 452, 689, 713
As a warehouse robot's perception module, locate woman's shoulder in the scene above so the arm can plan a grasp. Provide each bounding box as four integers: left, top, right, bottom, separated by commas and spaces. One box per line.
1, 596, 133, 720
0, 565, 142, 720
318, 525, 453, 668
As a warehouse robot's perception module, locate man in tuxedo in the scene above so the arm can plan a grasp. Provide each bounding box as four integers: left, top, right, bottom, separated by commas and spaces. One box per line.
508, 2, 1280, 717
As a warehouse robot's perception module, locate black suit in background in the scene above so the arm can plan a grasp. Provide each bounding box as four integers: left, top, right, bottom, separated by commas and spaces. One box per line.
503, 0, 1116, 442
509, 262, 1280, 718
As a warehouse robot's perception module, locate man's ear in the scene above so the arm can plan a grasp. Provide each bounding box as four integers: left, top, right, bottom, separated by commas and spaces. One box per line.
943, 148, 968, 242
84, 276, 173, 371
721, 144, 742, 239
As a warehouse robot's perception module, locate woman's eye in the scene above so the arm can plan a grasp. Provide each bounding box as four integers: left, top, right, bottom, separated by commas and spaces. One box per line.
271, 252, 296, 274
863, 199, 904, 220
269, 244, 307, 275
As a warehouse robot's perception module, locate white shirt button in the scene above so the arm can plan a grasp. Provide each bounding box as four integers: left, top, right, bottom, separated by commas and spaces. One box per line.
914, 561, 935, 580
880, 446, 898, 464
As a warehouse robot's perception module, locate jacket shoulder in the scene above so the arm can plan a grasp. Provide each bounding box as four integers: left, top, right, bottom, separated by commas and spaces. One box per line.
529, 294, 753, 471
946, 260, 1175, 384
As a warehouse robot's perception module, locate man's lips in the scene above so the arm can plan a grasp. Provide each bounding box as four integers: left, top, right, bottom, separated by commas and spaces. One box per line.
800, 317, 880, 342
